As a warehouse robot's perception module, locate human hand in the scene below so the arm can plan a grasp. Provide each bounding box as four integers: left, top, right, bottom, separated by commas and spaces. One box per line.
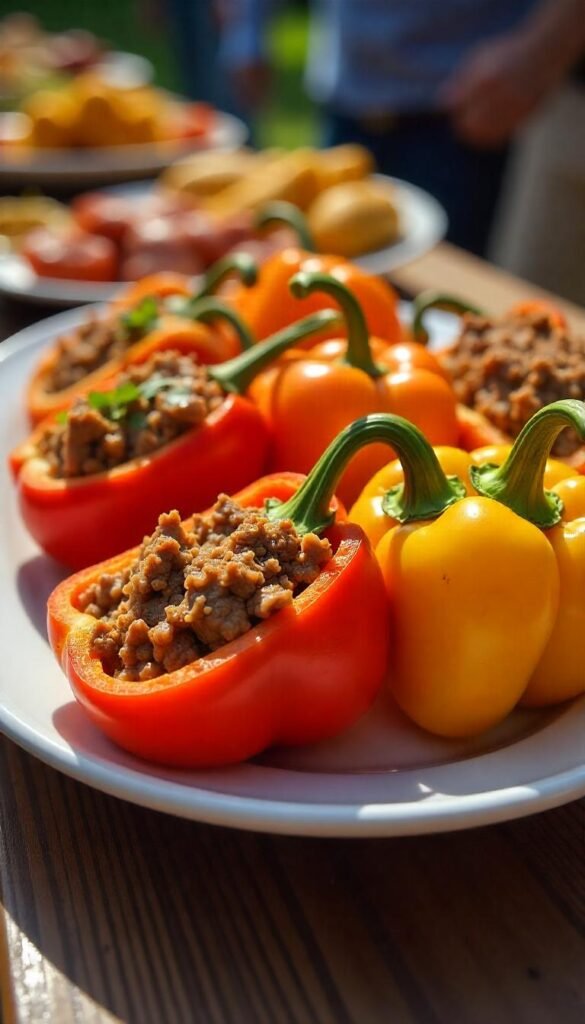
439, 31, 560, 148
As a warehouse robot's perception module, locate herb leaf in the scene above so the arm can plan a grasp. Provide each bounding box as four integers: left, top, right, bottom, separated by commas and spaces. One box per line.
139, 375, 191, 401
87, 381, 142, 422
55, 410, 68, 425
120, 296, 159, 336
88, 381, 141, 412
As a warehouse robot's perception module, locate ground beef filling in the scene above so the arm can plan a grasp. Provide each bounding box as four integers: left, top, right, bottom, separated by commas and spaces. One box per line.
44, 312, 150, 394
77, 497, 332, 681
442, 312, 585, 455
37, 350, 224, 477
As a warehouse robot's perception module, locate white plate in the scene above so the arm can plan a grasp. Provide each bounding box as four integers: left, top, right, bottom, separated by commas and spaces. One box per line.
0, 110, 248, 188
2, 306, 584, 836
0, 174, 446, 308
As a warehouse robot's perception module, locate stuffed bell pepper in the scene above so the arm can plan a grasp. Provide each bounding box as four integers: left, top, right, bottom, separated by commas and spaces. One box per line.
47, 464, 389, 767
11, 309, 340, 568
27, 253, 258, 425
411, 291, 585, 469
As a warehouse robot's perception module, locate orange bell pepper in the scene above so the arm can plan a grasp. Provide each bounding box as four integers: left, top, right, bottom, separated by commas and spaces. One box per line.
27, 254, 259, 425
231, 202, 401, 344
11, 309, 339, 569
110, 272, 190, 310
47, 470, 388, 767
249, 271, 459, 504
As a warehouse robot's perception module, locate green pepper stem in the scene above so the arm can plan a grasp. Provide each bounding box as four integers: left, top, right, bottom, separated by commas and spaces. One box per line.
289, 271, 382, 378
270, 413, 465, 535
187, 297, 255, 351
195, 253, 258, 299
412, 291, 484, 345
255, 201, 315, 251
210, 309, 342, 395
470, 399, 585, 527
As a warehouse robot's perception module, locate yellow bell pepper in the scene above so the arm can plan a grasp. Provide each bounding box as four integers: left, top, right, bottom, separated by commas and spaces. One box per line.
471, 400, 585, 707
300, 413, 561, 739
349, 446, 474, 549
469, 444, 576, 489
376, 497, 558, 736
349, 442, 578, 548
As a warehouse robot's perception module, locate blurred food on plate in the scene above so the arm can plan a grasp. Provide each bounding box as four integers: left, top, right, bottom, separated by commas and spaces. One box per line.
10, 144, 402, 285
13, 189, 294, 283
162, 144, 401, 251
0, 13, 106, 107
0, 195, 71, 251
2, 72, 214, 153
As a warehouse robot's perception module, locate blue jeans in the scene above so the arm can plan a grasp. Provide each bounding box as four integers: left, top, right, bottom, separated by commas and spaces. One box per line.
322, 110, 509, 257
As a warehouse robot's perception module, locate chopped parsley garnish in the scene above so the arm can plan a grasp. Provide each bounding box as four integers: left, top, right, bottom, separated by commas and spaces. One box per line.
120, 296, 160, 337
55, 375, 195, 428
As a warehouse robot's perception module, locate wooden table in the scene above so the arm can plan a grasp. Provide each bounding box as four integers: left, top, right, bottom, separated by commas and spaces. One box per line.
1, 244, 585, 1024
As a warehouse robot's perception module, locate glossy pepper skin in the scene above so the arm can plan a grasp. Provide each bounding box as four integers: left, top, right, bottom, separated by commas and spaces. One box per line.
275, 412, 561, 738
250, 271, 459, 506
11, 309, 340, 570
471, 400, 585, 708
376, 497, 559, 737
27, 254, 258, 425
47, 472, 388, 768
231, 203, 402, 345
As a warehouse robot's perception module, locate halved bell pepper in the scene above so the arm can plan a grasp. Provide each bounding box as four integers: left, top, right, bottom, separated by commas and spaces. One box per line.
11, 309, 340, 569
410, 292, 585, 467
47, 469, 388, 767
269, 412, 560, 737
471, 400, 585, 707
27, 254, 259, 425
231, 202, 402, 344
410, 291, 567, 346
249, 271, 459, 504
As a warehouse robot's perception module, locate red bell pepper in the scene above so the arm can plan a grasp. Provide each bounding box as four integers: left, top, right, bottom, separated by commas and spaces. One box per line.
11, 309, 340, 569
48, 469, 387, 767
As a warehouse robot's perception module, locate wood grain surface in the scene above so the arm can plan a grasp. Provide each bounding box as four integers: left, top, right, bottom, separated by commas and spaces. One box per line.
1, 245, 585, 1024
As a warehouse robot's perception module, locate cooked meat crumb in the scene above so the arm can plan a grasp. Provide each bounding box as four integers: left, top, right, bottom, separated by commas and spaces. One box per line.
77, 497, 332, 680
37, 350, 224, 477
443, 311, 585, 455
44, 309, 158, 393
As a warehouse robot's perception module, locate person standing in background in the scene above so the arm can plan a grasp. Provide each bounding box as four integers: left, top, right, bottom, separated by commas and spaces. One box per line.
490, 56, 585, 304
218, 0, 585, 258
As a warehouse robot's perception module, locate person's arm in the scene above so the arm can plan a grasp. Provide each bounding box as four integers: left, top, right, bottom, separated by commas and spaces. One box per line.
440, 0, 585, 147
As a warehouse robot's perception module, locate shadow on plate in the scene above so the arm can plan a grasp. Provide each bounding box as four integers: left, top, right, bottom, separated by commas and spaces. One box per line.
17, 553, 68, 642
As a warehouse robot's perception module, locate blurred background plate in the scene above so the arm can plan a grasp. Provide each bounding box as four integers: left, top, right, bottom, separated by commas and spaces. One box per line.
0, 173, 447, 307
355, 174, 447, 274
0, 110, 248, 188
